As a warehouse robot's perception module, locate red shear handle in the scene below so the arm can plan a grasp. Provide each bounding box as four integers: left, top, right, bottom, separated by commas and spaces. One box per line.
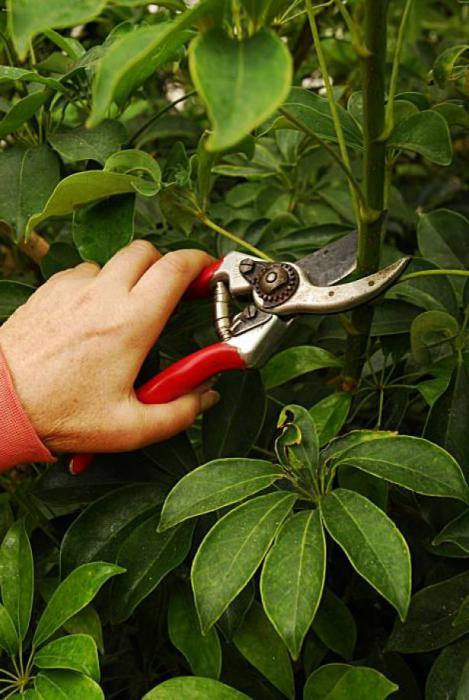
184, 259, 223, 299
70, 343, 245, 475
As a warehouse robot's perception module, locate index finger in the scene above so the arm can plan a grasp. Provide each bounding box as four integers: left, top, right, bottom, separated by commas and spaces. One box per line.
131, 248, 213, 334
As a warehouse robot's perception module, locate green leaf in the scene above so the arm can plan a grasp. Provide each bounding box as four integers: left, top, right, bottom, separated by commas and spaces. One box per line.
338, 467, 388, 510
426, 637, 469, 700
34, 634, 100, 681
0, 520, 34, 640
61, 606, 103, 655
320, 489, 411, 621
0, 281, 35, 320
89, 2, 218, 127
142, 677, 250, 700
189, 28, 292, 151
7, 0, 107, 60
48, 120, 127, 165
309, 394, 351, 446
158, 458, 281, 532
40, 243, 82, 280
35, 670, 104, 700
312, 589, 357, 661
168, 584, 221, 679
303, 664, 397, 700
202, 371, 266, 460
25, 170, 147, 238
0, 91, 50, 140
191, 491, 296, 632
275, 405, 319, 478
388, 259, 458, 316
417, 210, 469, 278
322, 430, 398, 462
60, 483, 166, 575
262, 346, 342, 389
0, 144, 60, 238
410, 310, 459, 366
388, 572, 469, 653
260, 510, 326, 660
388, 111, 452, 166
33, 562, 124, 648
104, 149, 161, 196
434, 509, 469, 553
218, 584, 255, 641
0, 603, 19, 656
233, 602, 295, 699
433, 45, 469, 89
454, 594, 469, 627
425, 360, 469, 478
73, 194, 135, 265
110, 513, 193, 623
433, 102, 469, 130
279, 87, 363, 149
334, 435, 469, 502
0, 65, 62, 90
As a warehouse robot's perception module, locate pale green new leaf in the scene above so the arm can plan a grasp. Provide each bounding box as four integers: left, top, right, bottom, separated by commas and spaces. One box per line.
304, 664, 397, 700
33, 562, 124, 648
260, 510, 326, 659
142, 677, 250, 700
191, 491, 296, 632
168, 584, 221, 679
158, 458, 282, 532
34, 634, 100, 681
104, 149, 161, 196
309, 393, 351, 446
189, 28, 292, 151
388, 111, 452, 165
0, 603, 19, 656
433, 45, 469, 88
262, 346, 342, 389
35, 670, 104, 700
0, 519, 34, 640
320, 489, 411, 621
233, 603, 295, 699
335, 436, 469, 502
275, 405, 319, 477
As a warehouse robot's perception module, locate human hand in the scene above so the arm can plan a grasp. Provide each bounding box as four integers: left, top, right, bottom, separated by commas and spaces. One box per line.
0, 241, 220, 454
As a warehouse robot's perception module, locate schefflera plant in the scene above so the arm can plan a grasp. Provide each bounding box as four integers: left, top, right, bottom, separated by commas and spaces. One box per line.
155, 400, 469, 695
0, 520, 123, 698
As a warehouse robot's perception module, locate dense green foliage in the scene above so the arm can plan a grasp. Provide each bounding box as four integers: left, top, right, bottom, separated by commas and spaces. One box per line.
0, 0, 468, 698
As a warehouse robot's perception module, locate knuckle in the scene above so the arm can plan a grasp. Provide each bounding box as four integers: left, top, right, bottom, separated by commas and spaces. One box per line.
160, 249, 206, 279
128, 239, 158, 257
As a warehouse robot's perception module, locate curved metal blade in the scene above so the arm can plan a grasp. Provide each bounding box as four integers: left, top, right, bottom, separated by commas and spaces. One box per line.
296, 231, 357, 286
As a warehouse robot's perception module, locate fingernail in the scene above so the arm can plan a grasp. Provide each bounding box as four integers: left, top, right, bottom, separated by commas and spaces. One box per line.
200, 390, 220, 412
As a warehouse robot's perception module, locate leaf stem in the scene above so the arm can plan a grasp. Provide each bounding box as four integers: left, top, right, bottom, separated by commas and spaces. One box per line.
196, 213, 273, 261
129, 90, 197, 147
384, 0, 414, 137
399, 269, 469, 282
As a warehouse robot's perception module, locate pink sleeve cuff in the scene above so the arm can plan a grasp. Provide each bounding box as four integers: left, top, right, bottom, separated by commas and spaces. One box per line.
0, 348, 56, 471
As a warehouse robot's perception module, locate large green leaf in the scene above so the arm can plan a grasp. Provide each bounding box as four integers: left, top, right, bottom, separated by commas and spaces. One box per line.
425, 360, 469, 478
262, 346, 342, 389
202, 371, 266, 460
320, 490, 411, 620
322, 430, 399, 462
233, 602, 294, 699
434, 509, 469, 553
0, 281, 35, 320
60, 483, 166, 575
0, 144, 60, 238
35, 670, 104, 700
426, 637, 469, 700
309, 394, 351, 447
7, 0, 107, 60
334, 435, 469, 502
0, 603, 19, 656
260, 510, 326, 660
279, 87, 363, 149
388, 111, 452, 165
34, 634, 100, 681
312, 589, 357, 661
388, 572, 469, 653
303, 664, 397, 700
168, 584, 221, 679
89, 2, 218, 127
110, 513, 193, 623
0, 520, 34, 640
33, 562, 124, 648
48, 121, 127, 165
158, 458, 282, 532
73, 194, 135, 265
142, 677, 250, 700
189, 28, 292, 151
191, 491, 296, 632
417, 210, 469, 277
0, 91, 50, 140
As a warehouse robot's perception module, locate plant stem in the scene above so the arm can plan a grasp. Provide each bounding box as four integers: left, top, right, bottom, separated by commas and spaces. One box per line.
384, 0, 414, 136
129, 90, 196, 147
197, 213, 273, 261
305, 0, 360, 223
343, 0, 389, 385
399, 269, 469, 282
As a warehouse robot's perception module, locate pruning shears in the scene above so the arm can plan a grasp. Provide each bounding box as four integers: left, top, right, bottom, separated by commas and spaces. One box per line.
70, 232, 409, 475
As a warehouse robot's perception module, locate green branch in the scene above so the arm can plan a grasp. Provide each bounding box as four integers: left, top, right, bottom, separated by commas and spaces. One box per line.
399, 269, 469, 282
197, 214, 273, 261
384, 0, 414, 137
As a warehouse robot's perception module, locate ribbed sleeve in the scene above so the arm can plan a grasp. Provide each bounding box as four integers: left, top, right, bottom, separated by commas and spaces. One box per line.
0, 348, 55, 470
